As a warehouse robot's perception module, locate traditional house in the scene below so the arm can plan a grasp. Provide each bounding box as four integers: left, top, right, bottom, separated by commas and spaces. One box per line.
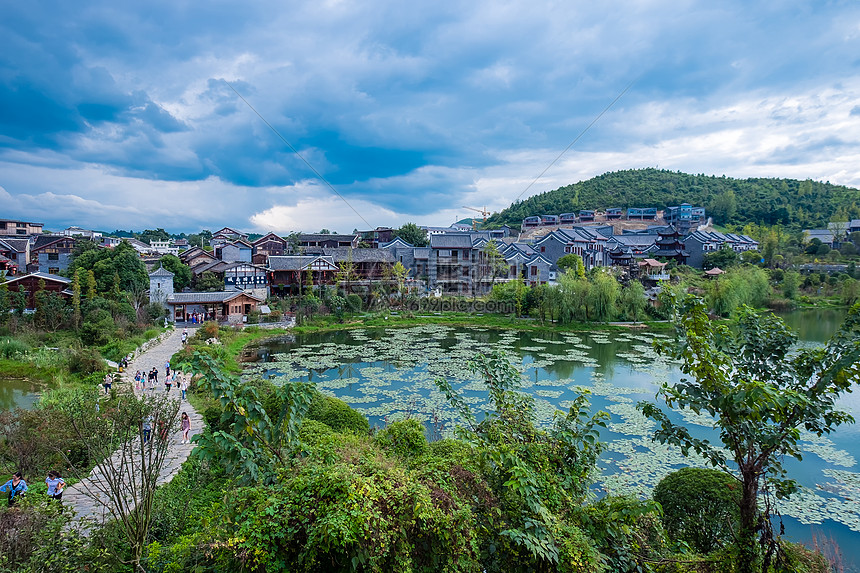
652, 227, 689, 265
267, 255, 339, 295
314, 248, 396, 288
559, 213, 577, 225
224, 262, 269, 299
429, 233, 474, 295
166, 291, 264, 324
220, 240, 253, 263
211, 227, 249, 242
358, 227, 396, 248
522, 216, 541, 228
0, 238, 29, 274
3, 272, 73, 309
251, 232, 288, 265
638, 259, 670, 282
605, 208, 624, 220
850, 219, 860, 234
180, 246, 216, 268
684, 231, 759, 269
0, 219, 43, 236
298, 233, 360, 249
29, 235, 75, 275
149, 266, 175, 306
578, 210, 595, 222
533, 228, 609, 272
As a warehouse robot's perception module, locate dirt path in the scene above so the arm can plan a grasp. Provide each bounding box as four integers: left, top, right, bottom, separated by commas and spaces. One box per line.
63, 327, 203, 525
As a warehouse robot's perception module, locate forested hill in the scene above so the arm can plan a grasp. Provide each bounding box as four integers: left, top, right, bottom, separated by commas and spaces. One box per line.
486, 168, 860, 229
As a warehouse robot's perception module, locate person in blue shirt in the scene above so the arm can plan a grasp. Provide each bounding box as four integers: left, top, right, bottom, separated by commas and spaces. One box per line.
0, 471, 28, 506
45, 470, 66, 501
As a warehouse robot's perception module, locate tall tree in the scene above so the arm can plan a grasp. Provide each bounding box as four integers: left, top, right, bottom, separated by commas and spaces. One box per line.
158, 254, 192, 290
638, 298, 860, 572
394, 222, 428, 247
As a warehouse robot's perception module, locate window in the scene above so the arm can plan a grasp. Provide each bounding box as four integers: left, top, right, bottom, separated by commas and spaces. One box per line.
0, 222, 5, 229
540, 246, 545, 252
48, 253, 59, 261
49, 267, 59, 274
530, 266, 538, 276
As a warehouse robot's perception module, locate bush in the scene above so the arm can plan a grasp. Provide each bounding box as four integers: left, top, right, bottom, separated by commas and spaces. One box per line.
67, 346, 106, 375
306, 391, 370, 435
375, 419, 427, 457
199, 321, 219, 340
0, 337, 29, 359
298, 419, 335, 445
345, 293, 362, 312
653, 467, 741, 553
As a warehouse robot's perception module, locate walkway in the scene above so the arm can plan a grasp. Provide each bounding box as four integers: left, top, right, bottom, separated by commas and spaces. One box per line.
63, 327, 203, 526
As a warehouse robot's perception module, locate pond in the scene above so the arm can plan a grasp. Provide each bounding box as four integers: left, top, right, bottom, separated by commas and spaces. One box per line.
245, 309, 860, 570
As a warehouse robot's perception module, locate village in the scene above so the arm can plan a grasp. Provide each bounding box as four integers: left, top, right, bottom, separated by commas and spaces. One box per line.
1, 206, 858, 325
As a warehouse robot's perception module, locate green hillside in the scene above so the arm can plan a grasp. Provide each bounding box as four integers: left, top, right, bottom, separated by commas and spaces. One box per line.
487, 168, 860, 229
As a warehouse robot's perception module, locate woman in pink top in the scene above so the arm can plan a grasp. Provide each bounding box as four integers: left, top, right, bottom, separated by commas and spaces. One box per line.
180, 412, 191, 444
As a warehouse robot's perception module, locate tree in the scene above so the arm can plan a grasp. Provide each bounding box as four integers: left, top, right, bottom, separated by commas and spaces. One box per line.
618, 280, 646, 322
86, 270, 97, 300
557, 254, 586, 278
390, 261, 411, 307
72, 269, 82, 329
586, 271, 619, 322
653, 467, 740, 554
195, 271, 223, 292
781, 270, 801, 299
177, 351, 314, 485
479, 240, 508, 294
394, 222, 428, 247
702, 244, 739, 270
59, 389, 180, 571
336, 250, 357, 297
158, 254, 192, 290
139, 228, 170, 245
638, 298, 860, 572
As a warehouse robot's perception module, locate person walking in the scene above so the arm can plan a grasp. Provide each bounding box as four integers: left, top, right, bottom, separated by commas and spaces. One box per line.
179, 373, 188, 401
165, 372, 173, 393
142, 416, 152, 444
165, 361, 171, 377
0, 471, 28, 506
45, 471, 65, 501
102, 372, 112, 395
181, 329, 188, 345
180, 412, 191, 444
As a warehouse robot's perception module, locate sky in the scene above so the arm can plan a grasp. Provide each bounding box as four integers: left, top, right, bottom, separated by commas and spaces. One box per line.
2, 1, 860, 234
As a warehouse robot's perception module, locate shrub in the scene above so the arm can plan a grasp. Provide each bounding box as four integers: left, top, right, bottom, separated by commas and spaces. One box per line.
67, 346, 106, 375
653, 467, 741, 553
375, 419, 427, 457
0, 337, 29, 359
298, 419, 334, 445
346, 293, 363, 312
199, 321, 219, 339
306, 391, 370, 435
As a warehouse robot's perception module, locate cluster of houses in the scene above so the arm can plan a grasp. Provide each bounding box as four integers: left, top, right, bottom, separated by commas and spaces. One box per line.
1, 215, 762, 324
803, 220, 860, 250
523, 204, 708, 233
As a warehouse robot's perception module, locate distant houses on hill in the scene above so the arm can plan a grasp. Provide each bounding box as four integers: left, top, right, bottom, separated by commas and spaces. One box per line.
522, 204, 706, 233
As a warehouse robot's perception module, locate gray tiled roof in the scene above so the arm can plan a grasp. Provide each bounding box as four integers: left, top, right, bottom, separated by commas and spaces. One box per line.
430, 234, 473, 249
268, 255, 335, 271
299, 234, 358, 243
4, 271, 71, 285
166, 290, 263, 304
0, 238, 30, 252
149, 266, 175, 278
320, 248, 395, 263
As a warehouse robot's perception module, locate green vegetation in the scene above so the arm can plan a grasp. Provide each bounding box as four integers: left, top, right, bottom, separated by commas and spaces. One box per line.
639, 300, 860, 572
488, 168, 860, 229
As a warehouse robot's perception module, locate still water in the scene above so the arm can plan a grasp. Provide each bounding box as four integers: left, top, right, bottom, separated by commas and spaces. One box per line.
245, 308, 858, 569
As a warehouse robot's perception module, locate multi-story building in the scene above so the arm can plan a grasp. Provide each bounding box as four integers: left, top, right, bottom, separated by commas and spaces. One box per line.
0, 219, 43, 236
684, 231, 759, 268
30, 235, 76, 275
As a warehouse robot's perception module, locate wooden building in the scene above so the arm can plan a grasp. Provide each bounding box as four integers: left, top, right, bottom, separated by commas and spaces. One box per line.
268, 255, 339, 295
2, 272, 72, 309
166, 290, 263, 324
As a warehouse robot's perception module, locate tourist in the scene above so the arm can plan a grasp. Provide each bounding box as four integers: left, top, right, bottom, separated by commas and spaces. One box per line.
179, 373, 188, 401
180, 412, 191, 444
142, 416, 152, 444
165, 361, 171, 377
45, 470, 65, 501
151, 367, 159, 385
0, 471, 28, 506
181, 329, 188, 344
165, 372, 173, 393
102, 372, 112, 395
158, 419, 168, 441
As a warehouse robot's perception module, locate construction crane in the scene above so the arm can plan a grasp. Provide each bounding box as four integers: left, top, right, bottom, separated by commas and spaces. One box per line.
462, 206, 491, 229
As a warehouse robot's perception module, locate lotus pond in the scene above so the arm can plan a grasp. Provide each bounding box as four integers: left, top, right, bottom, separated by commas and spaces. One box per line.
244, 311, 860, 569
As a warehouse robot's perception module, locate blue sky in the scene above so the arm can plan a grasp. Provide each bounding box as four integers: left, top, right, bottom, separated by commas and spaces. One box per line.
2, 1, 860, 233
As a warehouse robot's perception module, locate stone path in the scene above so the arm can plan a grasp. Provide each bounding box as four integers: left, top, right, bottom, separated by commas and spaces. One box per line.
63, 327, 203, 526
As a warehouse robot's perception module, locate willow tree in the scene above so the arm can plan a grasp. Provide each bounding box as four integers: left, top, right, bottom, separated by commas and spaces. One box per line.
639, 298, 860, 572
